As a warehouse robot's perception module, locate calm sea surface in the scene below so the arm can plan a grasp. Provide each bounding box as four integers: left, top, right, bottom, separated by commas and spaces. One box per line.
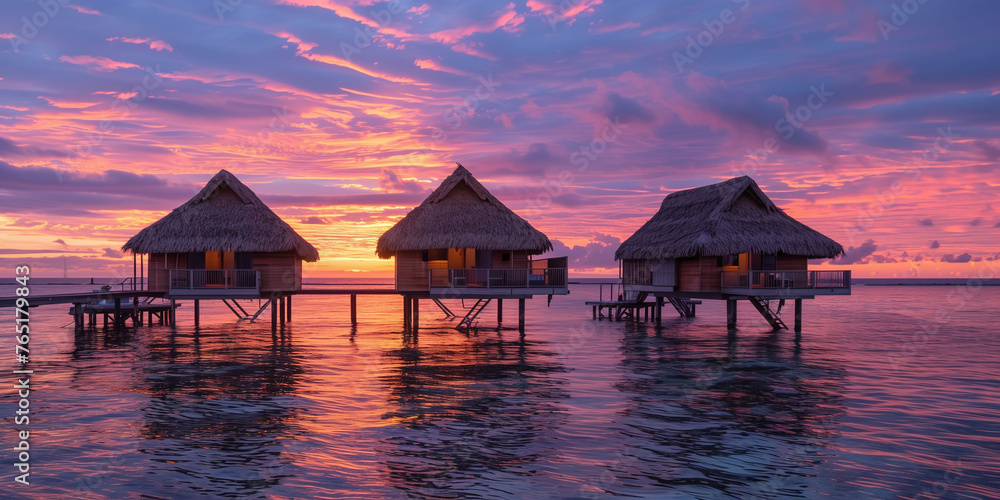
1, 281, 998, 499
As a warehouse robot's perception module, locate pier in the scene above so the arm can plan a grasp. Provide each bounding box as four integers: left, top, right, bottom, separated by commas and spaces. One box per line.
2, 288, 503, 335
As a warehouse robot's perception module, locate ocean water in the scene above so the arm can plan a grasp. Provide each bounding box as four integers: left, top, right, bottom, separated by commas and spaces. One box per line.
1, 281, 998, 499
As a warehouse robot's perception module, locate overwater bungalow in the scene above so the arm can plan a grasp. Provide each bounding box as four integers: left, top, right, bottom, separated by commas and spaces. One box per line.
614, 175, 850, 331
376, 164, 568, 330
122, 169, 319, 304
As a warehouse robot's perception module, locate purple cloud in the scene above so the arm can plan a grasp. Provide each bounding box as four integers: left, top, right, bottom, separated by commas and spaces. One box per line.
940, 253, 972, 263
830, 239, 878, 265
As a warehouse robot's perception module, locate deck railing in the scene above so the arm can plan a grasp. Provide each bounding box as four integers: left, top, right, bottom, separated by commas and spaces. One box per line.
429, 268, 568, 289
169, 269, 260, 291
721, 270, 851, 290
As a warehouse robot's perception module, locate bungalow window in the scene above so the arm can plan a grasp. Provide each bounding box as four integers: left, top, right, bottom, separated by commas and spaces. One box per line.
235, 252, 253, 269
502, 252, 511, 263
425, 249, 447, 262
762, 254, 777, 270
187, 252, 206, 269
718, 255, 739, 267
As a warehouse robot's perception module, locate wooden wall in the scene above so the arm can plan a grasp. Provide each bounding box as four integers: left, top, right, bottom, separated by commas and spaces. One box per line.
777, 254, 808, 270
396, 250, 430, 291
700, 255, 722, 291
493, 250, 529, 269
253, 251, 301, 292
677, 257, 701, 292
675, 255, 723, 291
146, 252, 187, 292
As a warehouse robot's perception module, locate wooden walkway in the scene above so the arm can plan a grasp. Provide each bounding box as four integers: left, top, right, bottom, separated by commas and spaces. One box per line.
585, 300, 656, 321
2, 287, 522, 333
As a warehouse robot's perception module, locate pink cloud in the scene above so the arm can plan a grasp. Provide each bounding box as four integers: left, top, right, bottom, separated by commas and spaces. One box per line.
428, 3, 524, 44
150, 40, 173, 52
414, 59, 471, 76
108, 37, 173, 52
408, 4, 430, 15
865, 61, 913, 85
527, 0, 602, 24
591, 21, 639, 35
66, 5, 102, 15
274, 32, 316, 54
58, 55, 141, 71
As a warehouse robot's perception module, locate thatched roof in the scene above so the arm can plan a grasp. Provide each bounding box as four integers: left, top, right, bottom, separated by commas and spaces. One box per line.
615, 176, 843, 260
376, 164, 552, 258
122, 170, 319, 261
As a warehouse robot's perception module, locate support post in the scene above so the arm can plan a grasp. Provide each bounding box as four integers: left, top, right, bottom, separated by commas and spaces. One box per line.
350, 294, 357, 324
518, 298, 526, 333
170, 299, 176, 326
286, 295, 292, 322
271, 296, 278, 332
403, 296, 411, 331
114, 298, 122, 331
412, 298, 419, 331
194, 299, 200, 328
656, 296, 664, 323
727, 299, 737, 330
794, 299, 802, 333
279, 295, 286, 328
497, 298, 503, 324
71, 304, 80, 332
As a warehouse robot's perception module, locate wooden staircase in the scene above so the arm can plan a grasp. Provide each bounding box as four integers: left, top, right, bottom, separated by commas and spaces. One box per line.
457, 298, 491, 329
748, 297, 787, 330
666, 297, 698, 317
432, 298, 457, 318
614, 291, 648, 320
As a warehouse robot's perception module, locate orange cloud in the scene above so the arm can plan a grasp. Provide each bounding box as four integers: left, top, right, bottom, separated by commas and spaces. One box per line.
274, 32, 317, 54
300, 52, 422, 85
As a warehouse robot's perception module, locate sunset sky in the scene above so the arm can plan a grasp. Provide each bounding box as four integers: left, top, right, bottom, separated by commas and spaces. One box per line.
1, 0, 998, 279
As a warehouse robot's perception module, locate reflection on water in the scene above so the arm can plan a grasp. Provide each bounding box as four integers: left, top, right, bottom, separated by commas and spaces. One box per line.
377, 330, 570, 498
606, 322, 847, 498
3, 285, 999, 499
134, 328, 302, 498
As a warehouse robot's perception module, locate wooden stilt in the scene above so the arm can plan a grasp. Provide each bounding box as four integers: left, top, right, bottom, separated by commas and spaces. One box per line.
350, 294, 357, 324
497, 298, 503, 324
794, 299, 802, 333
279, 295, 286, 328
114, 298, 122, 331
656, 296, 664, 323
518, 298, 525, 333
194, 299, 200, 328
727, 299, 737, 329
403, 296, 411, 331
286, 295, 292, 322
271, 297, 278, 332
170, 299, 176, 326
71, 303, 81, 332
412, 298, 419, 331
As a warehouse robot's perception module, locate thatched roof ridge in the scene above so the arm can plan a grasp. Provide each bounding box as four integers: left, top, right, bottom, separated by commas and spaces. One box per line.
122, 170, 319, 261
376, 164, 552, 258
615, 176, 843, 260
